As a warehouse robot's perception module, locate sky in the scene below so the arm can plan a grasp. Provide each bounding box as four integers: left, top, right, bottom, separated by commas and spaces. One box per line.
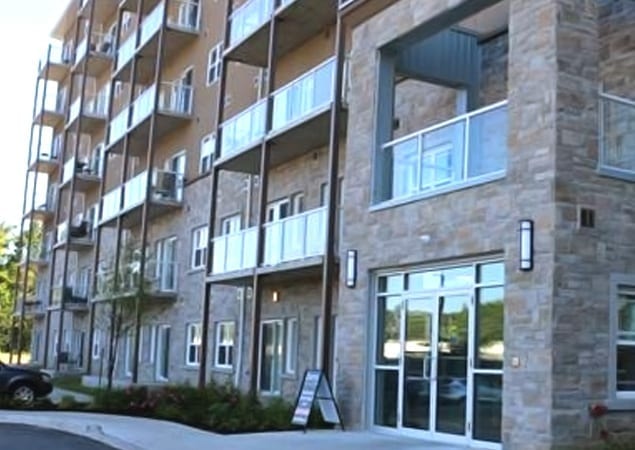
0, 0, 70, 229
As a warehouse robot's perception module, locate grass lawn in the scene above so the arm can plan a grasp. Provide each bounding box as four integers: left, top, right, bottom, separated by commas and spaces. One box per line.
53, 375, 101, 396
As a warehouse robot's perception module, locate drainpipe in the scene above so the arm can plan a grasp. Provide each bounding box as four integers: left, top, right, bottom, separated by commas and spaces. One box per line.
234, 287, 245, 387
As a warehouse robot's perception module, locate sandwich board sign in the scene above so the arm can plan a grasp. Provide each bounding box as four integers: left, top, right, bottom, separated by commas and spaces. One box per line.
291, 369, 344, 430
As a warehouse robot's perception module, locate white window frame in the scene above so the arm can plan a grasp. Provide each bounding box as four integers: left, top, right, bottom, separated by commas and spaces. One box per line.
207, 42, 223, 86
215, 321, 235, 369
92, 329, 102, 359
610, 274, 635, 406
186, 323, 202, 366
199, 133, 215, 174
191, 225, 208, 269
221, 214, 241, 235
284, 317, 298, 375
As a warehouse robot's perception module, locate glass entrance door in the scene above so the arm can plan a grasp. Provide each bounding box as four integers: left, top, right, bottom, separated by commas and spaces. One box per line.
374, 293, 473, 441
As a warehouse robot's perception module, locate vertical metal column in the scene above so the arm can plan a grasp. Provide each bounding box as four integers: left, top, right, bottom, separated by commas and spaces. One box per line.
132, 0, 169, 383
56, 1, 96, 372
248, 11, 278, 395
320, 13, 346, 379
199, 0, 233, 390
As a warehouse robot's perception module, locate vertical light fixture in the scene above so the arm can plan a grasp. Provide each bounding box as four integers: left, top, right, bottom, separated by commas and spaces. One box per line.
346, 249, 357, 288
272, 290, 280, 303
519, 219, 534, 271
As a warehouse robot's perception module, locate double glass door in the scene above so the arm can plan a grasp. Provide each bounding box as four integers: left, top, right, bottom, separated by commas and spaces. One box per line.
374, 291, 498, 446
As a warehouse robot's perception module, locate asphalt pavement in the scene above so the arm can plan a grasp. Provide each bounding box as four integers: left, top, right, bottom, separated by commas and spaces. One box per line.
0, 423, 118, 450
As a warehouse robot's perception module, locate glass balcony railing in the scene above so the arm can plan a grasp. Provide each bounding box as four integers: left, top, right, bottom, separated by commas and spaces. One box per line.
101, 186, 122, 223
263, 207, 327, 266
228, 0, 273, 47
56, 218, 94, 244
379, 101, 508, 203
116, 33, 136, 71
271, 58, 335, 132
52, 286, 89, 308
220, 99, 266, 158
39, 42, 72, 70
75, 31, 115, 65
123, 169, 184, 212
131, 85, 157, 126
108, 108, 129, 145
211, 227, 258, 274
139, 2, 165, 48
600, 93, 635, 175
95, 257, 178, 298
68, 91, 108, 124
62, 158, 74, 184
167, 0, 200, 31
158, 82, 193, 115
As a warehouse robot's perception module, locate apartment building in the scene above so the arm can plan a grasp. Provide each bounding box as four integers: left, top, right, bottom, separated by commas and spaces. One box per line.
13, 0, 635, 448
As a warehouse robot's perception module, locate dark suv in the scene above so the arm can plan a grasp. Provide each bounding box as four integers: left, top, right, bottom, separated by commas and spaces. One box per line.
0, 362, 53, 404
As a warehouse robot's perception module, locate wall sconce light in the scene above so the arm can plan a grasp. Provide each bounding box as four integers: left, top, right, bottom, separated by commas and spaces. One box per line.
272, 290, 280, 303
346, 249, 357, 288
519, 219, 534, 271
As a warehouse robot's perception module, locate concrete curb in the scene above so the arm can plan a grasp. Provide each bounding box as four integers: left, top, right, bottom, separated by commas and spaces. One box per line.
0, 413, 144, 450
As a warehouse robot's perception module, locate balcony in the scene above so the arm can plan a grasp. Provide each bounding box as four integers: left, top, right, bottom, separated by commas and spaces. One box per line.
54, 218, 95, 251
28, 136, 62, 174
19, 237, 52, 268
78, 0, 119, 26
376, 101, 508, 205
15, 300, 46, 319
115, 0, 200, 83
74, 31, 115, 77
23, 202, 55, 223
94, 259, 178, 302
61, 155, 101, 192
208, 207, 327, 283
99, 169, 184, 228
51, 286, 89, 312
216, 58, 340, 173
38, 43, 72, 82
263, 206, 326, 268
226, 0, 338, 66
107, 82, 194, 156
210, 227, 258, 281
33, 92, 66, 128
217, 99, 267, 171
67, 91, 108, 133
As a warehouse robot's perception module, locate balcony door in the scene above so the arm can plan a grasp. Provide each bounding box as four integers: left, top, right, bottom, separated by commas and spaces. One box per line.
155, 325, 171, 381
155, 237, 177, 292
165, 152, 185, 201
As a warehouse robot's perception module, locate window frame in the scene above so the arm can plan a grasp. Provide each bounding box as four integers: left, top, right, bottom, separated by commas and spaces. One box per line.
185, 323, 202, 367
199, 133, 215, 174
207, 42, 223, 86
610, 274, 635, 407
191, 225, 208, 270
214, 321, 235, 370
284, 317, 298, 375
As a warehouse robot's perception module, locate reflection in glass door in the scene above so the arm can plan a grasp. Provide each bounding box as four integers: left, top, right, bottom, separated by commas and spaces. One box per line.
402, 298, 434, 431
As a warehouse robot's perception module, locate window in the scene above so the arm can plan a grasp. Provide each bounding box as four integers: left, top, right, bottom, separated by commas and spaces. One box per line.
191, 226, 208, 269
215, 321, 235, 369
200, 133, 215, 174
284, 318, 298, 375
612, 276, 635, 400
186, 323, 202, 366
221, 215, 241, 235
599, 93, 635, 176
122, 11, 134, 33
92, 329, 102, 359
207, 42, 223, 85
114, 81, 123, 98
155, 237, 177, 291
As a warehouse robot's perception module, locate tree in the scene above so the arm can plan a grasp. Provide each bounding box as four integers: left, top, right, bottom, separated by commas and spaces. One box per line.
0, 223, 33, 358
96, 243, 153, 389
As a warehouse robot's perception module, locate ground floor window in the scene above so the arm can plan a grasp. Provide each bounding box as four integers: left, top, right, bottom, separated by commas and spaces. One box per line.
215, 321, 235, 369
186, 323, 202, 366
611, 276, 635, 400
156, 325, 171, 381
372, 261, 504, 445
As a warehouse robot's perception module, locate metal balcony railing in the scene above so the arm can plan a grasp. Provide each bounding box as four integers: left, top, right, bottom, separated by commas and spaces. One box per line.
167, 0, 201, 31
220, 99, 267, 158
56, 218, 94, 244
95, 259, 178, 298
158, 82, 193, 115
263, 207, 326, 266
211, 227, 258, 274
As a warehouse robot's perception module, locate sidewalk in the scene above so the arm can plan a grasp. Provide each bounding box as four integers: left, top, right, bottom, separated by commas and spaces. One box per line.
0, 411, 467, 450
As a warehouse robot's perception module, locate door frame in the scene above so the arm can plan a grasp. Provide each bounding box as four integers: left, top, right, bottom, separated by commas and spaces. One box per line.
369, 273, 502, 450
258, 319, 284, 395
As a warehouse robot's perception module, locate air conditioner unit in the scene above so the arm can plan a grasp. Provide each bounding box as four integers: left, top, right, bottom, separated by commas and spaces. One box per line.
153, 171, 176, 199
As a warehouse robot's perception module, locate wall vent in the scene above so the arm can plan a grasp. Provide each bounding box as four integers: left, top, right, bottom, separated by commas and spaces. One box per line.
579, 207, 595, 229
